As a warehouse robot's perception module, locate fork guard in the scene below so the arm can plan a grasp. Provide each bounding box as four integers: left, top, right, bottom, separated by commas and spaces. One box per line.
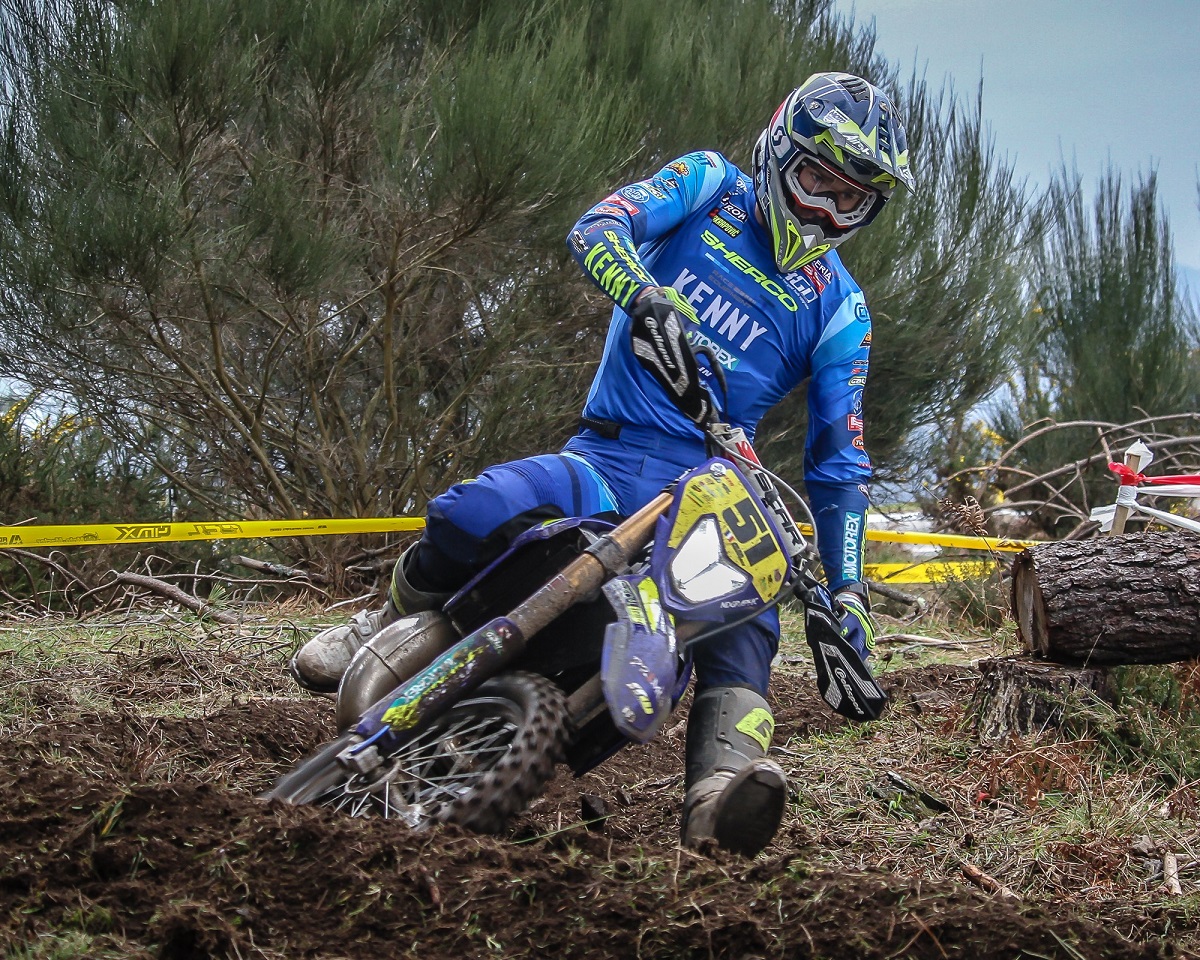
600, 573, 687, 743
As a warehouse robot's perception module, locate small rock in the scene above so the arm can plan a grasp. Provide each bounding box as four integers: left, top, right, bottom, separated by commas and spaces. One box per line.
1131, 835, 1158, 858
580, 793, 609, 831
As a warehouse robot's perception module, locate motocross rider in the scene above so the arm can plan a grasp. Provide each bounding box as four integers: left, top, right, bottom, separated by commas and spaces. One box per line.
292, 72, 913, 858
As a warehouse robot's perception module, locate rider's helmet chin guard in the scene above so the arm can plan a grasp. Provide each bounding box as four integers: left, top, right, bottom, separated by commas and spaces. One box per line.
753, 72, 915, 273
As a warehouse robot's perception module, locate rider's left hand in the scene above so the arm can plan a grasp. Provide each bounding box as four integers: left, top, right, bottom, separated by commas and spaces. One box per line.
628, 286, 712, 427
835, 588, 877, 660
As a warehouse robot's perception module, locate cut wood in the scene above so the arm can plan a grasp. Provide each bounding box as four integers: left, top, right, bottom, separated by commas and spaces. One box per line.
1010, 531, 1200, 665
971, 656, 1110, 744
1163, 850, 1183, 896
960, 860, 1021, 900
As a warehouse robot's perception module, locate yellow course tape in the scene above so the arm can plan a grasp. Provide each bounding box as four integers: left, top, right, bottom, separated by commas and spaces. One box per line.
795, 524, 1038, 553
1, 517, 1040, 553
865, 529, 1038, 552
0, 517, 1036, 584
864, 559, 1001, 583
0, 517, 425, 549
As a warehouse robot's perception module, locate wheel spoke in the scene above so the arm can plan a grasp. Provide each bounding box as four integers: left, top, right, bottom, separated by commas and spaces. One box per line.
393, 718, 519, 803
400, 711, 516, 756
306, 712, 522, 818
286, 675, 566, 831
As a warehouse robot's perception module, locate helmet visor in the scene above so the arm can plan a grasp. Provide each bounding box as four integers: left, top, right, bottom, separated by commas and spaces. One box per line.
783, 156, 880, 230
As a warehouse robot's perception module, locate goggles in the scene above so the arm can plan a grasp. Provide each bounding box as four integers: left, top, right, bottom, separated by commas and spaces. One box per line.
783, 155, 880, 230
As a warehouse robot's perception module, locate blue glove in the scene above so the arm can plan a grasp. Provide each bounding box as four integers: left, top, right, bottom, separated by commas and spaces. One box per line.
835, 590, 877, 660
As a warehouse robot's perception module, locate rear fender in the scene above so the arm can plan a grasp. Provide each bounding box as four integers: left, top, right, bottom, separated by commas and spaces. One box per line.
446, 517, 616, 635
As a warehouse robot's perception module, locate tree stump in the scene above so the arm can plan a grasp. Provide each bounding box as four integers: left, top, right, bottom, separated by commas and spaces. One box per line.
971, 657, 1110, 744
1010, 531, 1200, 665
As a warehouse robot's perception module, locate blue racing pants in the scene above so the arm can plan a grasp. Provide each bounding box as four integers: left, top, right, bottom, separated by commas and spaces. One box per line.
412, 425, 779, 695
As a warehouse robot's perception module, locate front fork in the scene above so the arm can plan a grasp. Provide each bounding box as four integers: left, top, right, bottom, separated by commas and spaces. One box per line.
337, 492, 675, 774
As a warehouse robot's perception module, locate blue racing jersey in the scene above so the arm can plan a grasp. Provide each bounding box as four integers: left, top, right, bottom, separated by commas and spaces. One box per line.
566, 150, 873, 591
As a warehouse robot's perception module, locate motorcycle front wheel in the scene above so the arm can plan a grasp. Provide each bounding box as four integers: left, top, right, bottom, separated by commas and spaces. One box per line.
265, 671, 570, 833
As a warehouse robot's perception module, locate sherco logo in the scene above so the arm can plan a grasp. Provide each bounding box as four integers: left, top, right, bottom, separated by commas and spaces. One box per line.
699, 230, 799, 311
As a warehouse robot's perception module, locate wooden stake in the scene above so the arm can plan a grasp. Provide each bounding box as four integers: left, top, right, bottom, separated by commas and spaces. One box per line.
1108, 441, 1152, 536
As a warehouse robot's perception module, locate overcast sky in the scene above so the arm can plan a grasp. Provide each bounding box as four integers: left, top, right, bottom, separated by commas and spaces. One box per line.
833, 0, 1200, 287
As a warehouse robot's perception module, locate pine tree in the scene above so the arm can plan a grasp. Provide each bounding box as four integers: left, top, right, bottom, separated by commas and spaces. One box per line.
981, 168, 1199, 535
0, 0, 1046, 568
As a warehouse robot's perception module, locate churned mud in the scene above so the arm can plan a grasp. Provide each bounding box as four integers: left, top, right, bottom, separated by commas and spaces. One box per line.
0, 647, 1190, 959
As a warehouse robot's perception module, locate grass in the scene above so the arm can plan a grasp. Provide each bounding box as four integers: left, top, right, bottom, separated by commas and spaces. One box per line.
772, 660, 1200, 935
3, 932, 128, 960
765, 575, 1200, 947
0, 609, 319, 738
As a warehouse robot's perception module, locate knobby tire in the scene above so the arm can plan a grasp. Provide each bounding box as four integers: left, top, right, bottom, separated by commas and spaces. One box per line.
265, 672, 570, 834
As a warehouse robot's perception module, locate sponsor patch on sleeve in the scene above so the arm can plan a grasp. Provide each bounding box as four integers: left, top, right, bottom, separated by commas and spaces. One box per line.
603, 193, 640, 216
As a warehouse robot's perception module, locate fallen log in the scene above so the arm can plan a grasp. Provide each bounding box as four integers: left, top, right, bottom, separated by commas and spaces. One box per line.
1010, 531, 1200, 665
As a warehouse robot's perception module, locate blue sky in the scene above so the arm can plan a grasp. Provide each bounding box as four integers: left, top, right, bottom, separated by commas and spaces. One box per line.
833, 0, 1200, 290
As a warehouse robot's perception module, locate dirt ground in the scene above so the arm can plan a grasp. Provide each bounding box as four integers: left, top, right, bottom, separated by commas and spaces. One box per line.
0, 632, 1195, 959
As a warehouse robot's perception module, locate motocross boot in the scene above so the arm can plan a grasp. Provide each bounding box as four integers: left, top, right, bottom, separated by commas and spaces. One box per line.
289, 542, 455, 693
680, 686, 788, 858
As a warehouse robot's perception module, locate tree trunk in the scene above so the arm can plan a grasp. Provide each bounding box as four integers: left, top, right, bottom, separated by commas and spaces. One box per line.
971, 657, 1110, 744
1010, 532, 1200, 665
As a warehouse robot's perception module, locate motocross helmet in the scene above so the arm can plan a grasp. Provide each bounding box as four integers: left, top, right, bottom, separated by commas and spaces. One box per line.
753, 72, 914, 272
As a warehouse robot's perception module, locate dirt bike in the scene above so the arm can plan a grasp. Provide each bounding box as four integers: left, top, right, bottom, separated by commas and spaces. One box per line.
266, 391, 887, 832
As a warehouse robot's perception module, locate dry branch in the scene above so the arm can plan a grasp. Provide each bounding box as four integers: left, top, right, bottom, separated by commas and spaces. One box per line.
960, 861, 1021, 900
230, 555, 328, 584
866, 579, 925, 609
940, 415, 1200, 538
111, 571, 239, 625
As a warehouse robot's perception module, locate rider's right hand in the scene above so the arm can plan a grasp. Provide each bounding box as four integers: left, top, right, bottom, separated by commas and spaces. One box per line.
629, 287, 711, 427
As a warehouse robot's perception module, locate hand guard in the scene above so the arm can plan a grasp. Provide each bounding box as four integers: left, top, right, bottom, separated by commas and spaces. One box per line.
796, 576, 886, 722
629, 287, 712, 426
835, 589, 877, 660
